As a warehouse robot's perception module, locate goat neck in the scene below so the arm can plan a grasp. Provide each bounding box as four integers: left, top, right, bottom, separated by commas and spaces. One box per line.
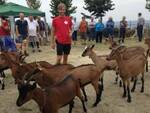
32, 88, 46, 112
89, 50, 108, 69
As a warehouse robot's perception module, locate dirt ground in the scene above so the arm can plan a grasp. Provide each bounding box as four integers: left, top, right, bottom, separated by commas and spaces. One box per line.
0, 39, 150, 113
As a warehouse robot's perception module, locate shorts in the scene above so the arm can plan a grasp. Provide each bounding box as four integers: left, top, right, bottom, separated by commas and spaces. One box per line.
16, 35, 27, 43
56, 40, 71, 55
28, 36, 39, 43
80, 32, 87, 40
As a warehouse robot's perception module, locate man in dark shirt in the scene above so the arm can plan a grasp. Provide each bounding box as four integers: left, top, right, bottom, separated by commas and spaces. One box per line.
37, 16, 46, 45
15, 12, 29, 55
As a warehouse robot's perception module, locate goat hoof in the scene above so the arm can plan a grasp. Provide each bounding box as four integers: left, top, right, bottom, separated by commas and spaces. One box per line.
127, 99, 131, 103
122, 95, 126, 98
1, 85, 5, 90
85, 98, 88, 102
92, 103, 97, 107
131, 89, 135, 93
140, 90, 144, 93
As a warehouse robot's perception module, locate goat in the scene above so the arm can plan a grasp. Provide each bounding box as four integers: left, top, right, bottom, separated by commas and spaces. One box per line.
107, 46, 149, 102
24, 63, 103, 107
82, 45, 121, 85
0, 51, 27, 89
107, 39, 148, 72
16, 75, 87, 113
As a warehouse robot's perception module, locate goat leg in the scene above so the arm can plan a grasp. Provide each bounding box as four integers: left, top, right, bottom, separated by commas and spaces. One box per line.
127, 84, 131, 103
68, 100, 74, 113
81, 87, 88, 102
92, 84, 103, 107
119, 80, 122, 87
115, 76, 118, 84
122, 82, 127, 98
100, 77, 104, 91
141, 76, 144, 93
131, 78, 137, 92
146, 61, 148, 72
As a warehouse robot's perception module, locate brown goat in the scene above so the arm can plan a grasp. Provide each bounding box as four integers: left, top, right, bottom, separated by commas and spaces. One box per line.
16, 75, 87, 113
107, 46, 149, 103
0, 51, 27, 89
107, 39, 148, 72
0, 52, 53, 83
24, 63, 103, 107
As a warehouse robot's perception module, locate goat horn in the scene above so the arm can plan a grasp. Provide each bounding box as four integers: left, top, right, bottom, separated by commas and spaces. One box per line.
26, 68, 41, 84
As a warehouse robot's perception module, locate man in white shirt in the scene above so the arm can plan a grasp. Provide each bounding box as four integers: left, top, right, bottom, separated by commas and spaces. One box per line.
28, 16, 41, 52
72, 17, 78, 45
88, 17, 96, 41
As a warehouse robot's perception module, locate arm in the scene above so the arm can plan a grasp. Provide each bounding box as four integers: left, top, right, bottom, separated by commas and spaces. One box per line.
15, 21, 20, 37
51, 26, 55, 49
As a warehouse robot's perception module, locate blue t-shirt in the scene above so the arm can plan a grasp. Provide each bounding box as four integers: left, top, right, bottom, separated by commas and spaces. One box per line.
15, 19, 28, 36
95, 23, 104, 32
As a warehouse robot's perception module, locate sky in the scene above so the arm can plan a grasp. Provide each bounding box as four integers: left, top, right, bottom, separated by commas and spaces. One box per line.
7, 0, 150, 23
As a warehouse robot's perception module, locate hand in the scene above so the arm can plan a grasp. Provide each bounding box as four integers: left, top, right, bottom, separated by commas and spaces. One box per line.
51, 43, 55, 49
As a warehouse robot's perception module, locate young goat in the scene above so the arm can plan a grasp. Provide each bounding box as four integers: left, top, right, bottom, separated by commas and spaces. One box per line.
107, 46, 149, 103
16, 75, 87, 113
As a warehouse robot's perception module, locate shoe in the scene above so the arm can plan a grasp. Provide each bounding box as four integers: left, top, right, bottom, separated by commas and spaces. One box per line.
32, 49, 35, 53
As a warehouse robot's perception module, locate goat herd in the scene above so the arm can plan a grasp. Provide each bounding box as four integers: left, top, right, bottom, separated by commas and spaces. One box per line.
0, 38, 150, 113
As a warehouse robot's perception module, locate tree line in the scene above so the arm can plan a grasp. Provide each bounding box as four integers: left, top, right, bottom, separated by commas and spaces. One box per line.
0, 0, 115, 19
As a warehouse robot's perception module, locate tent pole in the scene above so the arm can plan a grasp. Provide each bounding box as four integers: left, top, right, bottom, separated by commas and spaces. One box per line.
9, 16, 15, 40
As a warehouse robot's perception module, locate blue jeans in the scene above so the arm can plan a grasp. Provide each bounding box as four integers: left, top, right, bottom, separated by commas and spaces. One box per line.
4, 36, 17, 52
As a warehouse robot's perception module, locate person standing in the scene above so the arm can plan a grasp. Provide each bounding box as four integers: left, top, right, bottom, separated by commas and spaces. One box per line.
15, 12, 29, 55
88, 17, 95, 42
28, 16, 41, 53
0, 16, 16, 52
137, 13, 145, 42
95, 19, 104, 43
79, 16, 88, 45
51, 3, 72, 64
37, 16, 46, 45
119, 16, 127, 43
106, 17, 115, 40
72, 17, 78, 45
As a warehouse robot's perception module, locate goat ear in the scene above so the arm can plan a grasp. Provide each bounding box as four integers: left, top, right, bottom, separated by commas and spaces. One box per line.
90, 45, 95, 50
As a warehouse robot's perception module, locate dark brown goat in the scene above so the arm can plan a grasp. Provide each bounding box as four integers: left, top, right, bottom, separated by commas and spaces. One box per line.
16, 75, 87, 113
107, 46, 149, 103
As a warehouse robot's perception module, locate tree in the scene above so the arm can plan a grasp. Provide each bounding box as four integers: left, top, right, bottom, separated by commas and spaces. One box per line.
26, 0, 41, 9
83, 0, 115, 18
50, 0, 77, 17
0, 0, 6, 5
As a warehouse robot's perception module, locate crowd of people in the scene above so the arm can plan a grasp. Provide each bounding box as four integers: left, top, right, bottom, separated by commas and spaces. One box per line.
0, 13, 48, 55
71, 12, 145, 45
0, 2, 146, 64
